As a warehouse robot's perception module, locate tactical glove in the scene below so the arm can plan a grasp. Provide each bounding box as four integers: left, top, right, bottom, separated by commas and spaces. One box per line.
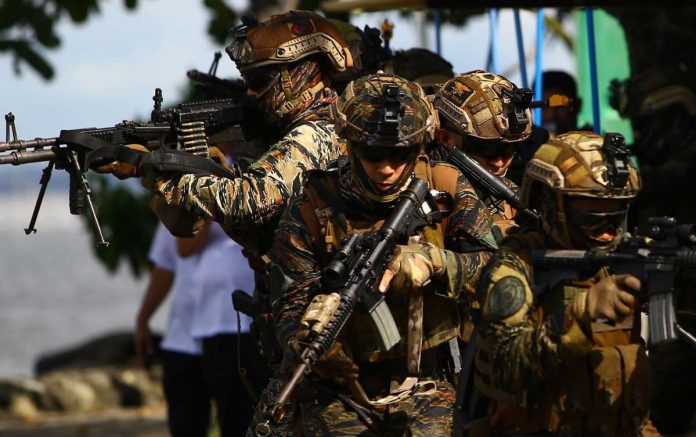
379, 241, 447, 293
311, 342, 359, 385
93, 143, 149, 179
572, 274, 640, 324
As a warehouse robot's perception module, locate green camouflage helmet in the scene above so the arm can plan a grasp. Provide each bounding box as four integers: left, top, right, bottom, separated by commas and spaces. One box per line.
331, 71, 439, 148
433, 70, 532, 142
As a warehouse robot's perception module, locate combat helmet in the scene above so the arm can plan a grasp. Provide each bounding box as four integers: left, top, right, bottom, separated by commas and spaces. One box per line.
433, 70, 532, 143
226, 11, 352, 75
331, 72, 439, 201
521, 131, 640, 248
332, 71, 438, 149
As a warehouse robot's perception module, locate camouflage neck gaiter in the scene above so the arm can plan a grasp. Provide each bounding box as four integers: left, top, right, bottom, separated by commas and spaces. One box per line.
255, 59, 337, 129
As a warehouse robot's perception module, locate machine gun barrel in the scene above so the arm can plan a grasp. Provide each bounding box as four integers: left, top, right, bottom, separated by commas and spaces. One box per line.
0, 149, 57, 165
0, 137, 57, 153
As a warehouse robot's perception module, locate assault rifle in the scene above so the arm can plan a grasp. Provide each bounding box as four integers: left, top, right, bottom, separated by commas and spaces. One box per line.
532, 216, 696, 348
1, 89, 261, 244
446, 147, 541, 224
255, 178, 450, 437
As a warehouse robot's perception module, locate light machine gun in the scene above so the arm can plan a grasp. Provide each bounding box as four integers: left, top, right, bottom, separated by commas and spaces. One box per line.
532, 216, 696, 348
1, 89, 258, 244
255, 177, 450, 437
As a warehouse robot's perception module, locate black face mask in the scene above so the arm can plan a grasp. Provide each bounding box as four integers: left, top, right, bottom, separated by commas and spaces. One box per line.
243, 67, 279, 96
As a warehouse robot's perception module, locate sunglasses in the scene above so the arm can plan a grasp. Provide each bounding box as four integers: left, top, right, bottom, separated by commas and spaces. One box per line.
352, 145, 418, 164
464, 142, 516, 160
243, 67, 279, 94
567, 209, 627, 234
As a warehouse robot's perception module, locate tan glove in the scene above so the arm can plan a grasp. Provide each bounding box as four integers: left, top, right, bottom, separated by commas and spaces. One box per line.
281, 336, 358, 385
207, 146, 230, 170
573, 274, 640, 324
93, 143, 149, 179
311, 342, 359, 385
379, 241, 446, 293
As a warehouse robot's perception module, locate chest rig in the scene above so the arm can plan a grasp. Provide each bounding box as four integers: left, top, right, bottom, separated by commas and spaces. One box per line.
298, 155, 462, 405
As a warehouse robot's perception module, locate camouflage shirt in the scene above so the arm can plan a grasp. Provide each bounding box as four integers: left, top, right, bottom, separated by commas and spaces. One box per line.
475, 228, 650, 434
144, 117, 340, 258
270, 161, 495, 355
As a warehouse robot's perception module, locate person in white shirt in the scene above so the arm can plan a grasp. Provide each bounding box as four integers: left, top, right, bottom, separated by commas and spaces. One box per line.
136, 222, 267, 436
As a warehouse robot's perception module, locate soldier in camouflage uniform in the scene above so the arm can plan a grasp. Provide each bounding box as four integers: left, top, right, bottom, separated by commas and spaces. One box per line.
267, 72, 495, 436
95, 10, 354, 433
431, 71, 532, 237
473, 131, 660, 436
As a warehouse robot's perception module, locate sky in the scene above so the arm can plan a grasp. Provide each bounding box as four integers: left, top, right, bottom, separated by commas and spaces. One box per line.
0, 4, 577, 374
0, 4, 575, 141
0, 3, 575, 197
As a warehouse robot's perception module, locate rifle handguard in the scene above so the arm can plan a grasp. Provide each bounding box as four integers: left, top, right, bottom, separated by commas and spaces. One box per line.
300, 293, 342, 337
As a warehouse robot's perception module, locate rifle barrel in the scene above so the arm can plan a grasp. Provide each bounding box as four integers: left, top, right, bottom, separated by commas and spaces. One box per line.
0, 149, 57, 165
0, 138, 57, 153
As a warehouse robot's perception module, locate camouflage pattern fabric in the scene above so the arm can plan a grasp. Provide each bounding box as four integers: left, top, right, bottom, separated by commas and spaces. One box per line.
426, 142, 519, 235
432, 70, 532, 142
246, 372, 295, 437
267, 159, 493, 435
332, 72, 438, 148
475, 228, 654, 435
145, 116, 340, 259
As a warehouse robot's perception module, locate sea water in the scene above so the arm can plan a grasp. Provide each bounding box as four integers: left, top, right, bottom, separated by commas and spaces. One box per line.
0, 191, 167, 378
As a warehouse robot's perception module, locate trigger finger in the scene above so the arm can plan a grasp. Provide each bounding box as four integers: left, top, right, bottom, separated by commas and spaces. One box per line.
379, 268, 395, 293
617, 290, 636, 308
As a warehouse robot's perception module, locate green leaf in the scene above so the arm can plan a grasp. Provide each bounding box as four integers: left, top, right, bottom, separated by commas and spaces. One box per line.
13, 40, 54, 79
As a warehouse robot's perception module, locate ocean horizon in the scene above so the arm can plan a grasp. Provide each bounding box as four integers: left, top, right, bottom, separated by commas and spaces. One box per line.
0, 192, 167, 378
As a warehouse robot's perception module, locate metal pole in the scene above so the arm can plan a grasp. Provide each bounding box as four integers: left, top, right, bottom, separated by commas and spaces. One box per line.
514, 9, 528, 88
533, 8, 545, 125
586, 8, 601, 133
488, 9, 499, 74
434, 9, 442, 56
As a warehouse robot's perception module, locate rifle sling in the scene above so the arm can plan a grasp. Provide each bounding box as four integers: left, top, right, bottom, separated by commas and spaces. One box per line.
57, 131, 232, 180
140, 149, 233, 178
58, 130, 147, 170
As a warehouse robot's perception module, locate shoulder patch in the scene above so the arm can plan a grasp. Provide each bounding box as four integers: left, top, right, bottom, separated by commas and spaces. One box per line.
487, 276, 526, 320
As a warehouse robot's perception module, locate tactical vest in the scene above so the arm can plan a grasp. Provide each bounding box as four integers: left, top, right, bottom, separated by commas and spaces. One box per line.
298, 155, 461, 364
475, 233, 652, 436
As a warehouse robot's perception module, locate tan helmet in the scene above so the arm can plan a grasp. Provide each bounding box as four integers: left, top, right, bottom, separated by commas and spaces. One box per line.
433, 70, 532, 143
521, 131, 641, 248
226, 11, 353, 75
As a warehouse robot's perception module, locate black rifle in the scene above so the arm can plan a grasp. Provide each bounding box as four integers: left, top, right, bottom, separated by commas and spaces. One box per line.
1, 89, 259, 244
532, 216, 696, 348
446, 147, 541, 223
255, 178, 449, 437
